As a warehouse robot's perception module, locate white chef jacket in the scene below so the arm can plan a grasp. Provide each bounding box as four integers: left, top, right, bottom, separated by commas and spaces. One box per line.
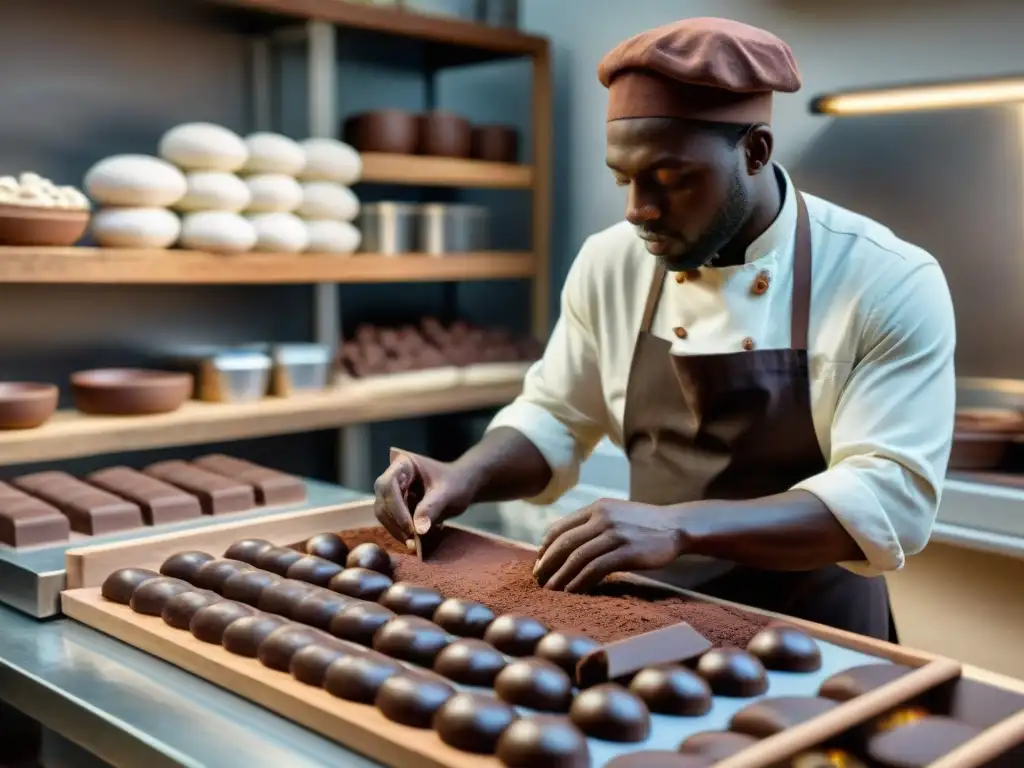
489, 165, 956, 575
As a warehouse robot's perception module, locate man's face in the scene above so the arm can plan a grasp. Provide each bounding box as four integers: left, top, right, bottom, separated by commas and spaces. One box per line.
606, 118, 753, 271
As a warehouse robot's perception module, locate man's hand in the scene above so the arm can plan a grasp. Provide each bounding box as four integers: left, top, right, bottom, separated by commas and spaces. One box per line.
533, 498, 686, 593
373, 448, 476, 547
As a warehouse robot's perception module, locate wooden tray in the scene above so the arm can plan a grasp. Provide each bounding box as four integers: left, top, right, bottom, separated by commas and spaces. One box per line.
61, 501, 1022, 768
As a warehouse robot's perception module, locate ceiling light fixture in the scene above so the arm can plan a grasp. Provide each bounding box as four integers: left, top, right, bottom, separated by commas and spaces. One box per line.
810, 76, 1024, 116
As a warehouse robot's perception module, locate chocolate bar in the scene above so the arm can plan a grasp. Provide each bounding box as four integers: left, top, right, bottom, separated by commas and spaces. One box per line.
192, 454, 306, 506
11, 471, 143, 536
0, 481, 71, 546
143, 461, 255, 515
576, 622, 712, 688
88, 467, 203, 526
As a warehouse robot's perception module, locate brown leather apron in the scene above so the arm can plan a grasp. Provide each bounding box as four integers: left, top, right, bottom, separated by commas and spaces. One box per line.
622, 193, 896, 641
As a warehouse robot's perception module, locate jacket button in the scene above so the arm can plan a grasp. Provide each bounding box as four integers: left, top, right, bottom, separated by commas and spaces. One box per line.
751, 270, 771, 295
741, 337, 756, 351
675, 272, 686, 284
686, 269, 701, 281
674, 326, 688, 339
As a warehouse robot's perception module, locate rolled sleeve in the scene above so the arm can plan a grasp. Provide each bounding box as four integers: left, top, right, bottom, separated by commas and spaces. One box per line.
487, 239, 609, 504
794, 263, 956, 574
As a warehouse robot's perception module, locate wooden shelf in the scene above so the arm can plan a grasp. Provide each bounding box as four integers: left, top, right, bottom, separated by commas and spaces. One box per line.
206, 0, 546, 62
0, 380, 523, 465
360, 153, 532, 189
0, 249, 534, 284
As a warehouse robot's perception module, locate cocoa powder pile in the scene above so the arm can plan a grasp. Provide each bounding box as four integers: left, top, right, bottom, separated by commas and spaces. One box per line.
341, 526, 769, 647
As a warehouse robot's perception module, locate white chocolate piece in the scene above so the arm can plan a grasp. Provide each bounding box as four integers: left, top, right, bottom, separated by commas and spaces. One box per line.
176, 171, 251, 213
244, 173, 303, 213
303, 219, 361, 254
247, 212, 309, 253
159, 123, 249, 172
179, 211, 257, 254
298, 138, 362, 184
243, 133, 306, 176
84, 155, 187, 207
91, 207, 181, 248
297, 182, 359, 221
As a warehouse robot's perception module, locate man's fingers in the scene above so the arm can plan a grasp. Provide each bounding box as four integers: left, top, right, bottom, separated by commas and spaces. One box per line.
543, 531, 620, 592
534, 517, 603, 586
563, 548, 632, 594
537, 507, 592, 558
373, 496, 408, 544
373, 457, 416, 540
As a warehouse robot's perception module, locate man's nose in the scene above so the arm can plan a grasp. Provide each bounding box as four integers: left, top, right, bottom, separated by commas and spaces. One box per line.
625, 184, 661, 226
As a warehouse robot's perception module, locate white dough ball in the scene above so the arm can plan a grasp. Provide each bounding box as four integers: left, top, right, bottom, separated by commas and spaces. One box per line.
247, 212, 309, 253
297, 182, 359, 221
159, 122, 249, 172
175, 172, 251, 213
304, 219, 361, 254
244, 173, 303, 213
84, 155, 187, 207
179, 211, 257, 254
298, 138, 362, 184
91, 207, 181, 249
243, 132, 306, 176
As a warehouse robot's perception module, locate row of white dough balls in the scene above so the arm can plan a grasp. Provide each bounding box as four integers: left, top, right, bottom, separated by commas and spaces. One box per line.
84, 156, 359, 219
91, 209, 361, 254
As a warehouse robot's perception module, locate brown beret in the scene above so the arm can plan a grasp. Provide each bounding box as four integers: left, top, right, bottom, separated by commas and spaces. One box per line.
598, 17, 802, 124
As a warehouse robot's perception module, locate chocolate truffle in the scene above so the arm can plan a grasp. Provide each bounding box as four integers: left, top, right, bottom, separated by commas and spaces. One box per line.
495, 715, 590, 768
433, 638, 508, 687
495, 658, 574, 713
292, 591, 353, 630
432, 598, 495, 638
730, 696, 839, 738
345, 542, 392, 576
221, 570, 281, 605
569, 683, 650, 742
329, 602, 396, 646
304, 532, 349, 564
375, 672, 455, 728
606, 753, 715, 768
162, 589, 221, 630
324, 652, 402, 703
194, 559, 254, 591
791, 751, 868, 768
222, 614, 288, 657
329, 567, 393, 601
101, 568, 159, 604
484, 614, 549, 657
257, 579, 316, 618
747, 625, 822, 673
254, 546, 304, 576
290, 643, 353, 686
629, 664, 712, 716
286, 556, 343, 587
695, 648, 768, 697
372, 616, 453, 667
433, 692, 518, 754
678, 731, 759, 762
160, 551, 215, 584
818, 663, 915, 702
190, 601, 256, 643
379, 582, 445, 619
223, 537, 274, 564
258, 626, 321, 672
867, 716, 982, 768
129, 577, 193, 616
535, 631, 599, 679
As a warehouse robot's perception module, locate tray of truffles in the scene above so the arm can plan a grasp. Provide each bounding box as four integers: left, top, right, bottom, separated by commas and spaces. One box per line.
337, 319, 542, 395
0, 455, 364, 618
59, 501, 1024, 768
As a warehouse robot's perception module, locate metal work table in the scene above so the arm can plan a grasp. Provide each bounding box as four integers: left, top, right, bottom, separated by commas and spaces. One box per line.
0, 500, 511, 768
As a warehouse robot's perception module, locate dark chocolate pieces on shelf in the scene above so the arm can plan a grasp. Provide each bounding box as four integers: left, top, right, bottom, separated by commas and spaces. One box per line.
345, 541, 393, 576
576, 621, 712, 688
535, 631, 599, 679
0, 481, 71, 547
303, 532, 349, 565
162, 590, 222, 630
160, 550, 215, 583
789, 751, 868, 768
433, 692, 517, 755
747, 624, 822, 672
569, 683, 651, 743
190, 601, 256, 644
254, 546, 304, 576
193, 453, 307, 506
730, 696, 839, 738
695, 647, 769, 697
329, 601, 396, 646
432, 598, 495, 638
286, 555, 343, 587
373, 616, 453, 667
495, 658, 574, 713
867, 715, 983, 768
129, 576, 193, 616
818, 663, 915, 701
374, 671, 455, 729
324, 652, 402, 704
292, 591, 353, 630
433, 638, 508, 687
101, 567, 159, 604
223, 538, 275, 565
194, 558, 255, 591
87, 466, 202, 526
329, 567, 393, 601
257, 626, 322, 672
495, 715, 591, 768
628, 665, 712, 716
678, 731, 759, 762
379, 582, 445, 619
221, 570, 282, 606
13, 470, 144, 535
290, 643, 354, 687
257, 579, 317, 619
483, 614, 549, 657
222, 614, 289, 657
144, 460, 255, 515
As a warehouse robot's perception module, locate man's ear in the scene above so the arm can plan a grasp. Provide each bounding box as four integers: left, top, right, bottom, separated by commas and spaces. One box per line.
744, 123, 774, 175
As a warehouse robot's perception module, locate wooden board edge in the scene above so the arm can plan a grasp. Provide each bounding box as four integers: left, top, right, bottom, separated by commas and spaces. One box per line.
65, 500, 376, 589
62, 588, 494, 768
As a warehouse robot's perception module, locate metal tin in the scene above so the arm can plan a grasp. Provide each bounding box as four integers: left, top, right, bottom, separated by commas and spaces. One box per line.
417, 203, 489, 254
357, 202, 418, 255
270, 343, 333, 396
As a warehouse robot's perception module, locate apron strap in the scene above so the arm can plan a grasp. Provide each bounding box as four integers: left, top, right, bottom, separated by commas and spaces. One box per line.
640, 263, 667, 334
790, 192, 813, 351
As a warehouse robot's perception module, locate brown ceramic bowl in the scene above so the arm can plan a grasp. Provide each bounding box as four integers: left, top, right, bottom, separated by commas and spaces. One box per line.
418, 111, 472, 158
471, 124, 519, 163
0, 204, 89, 246
70, 369, 193, 416
948, 431, 1012, 471
343, 110, 419, 155
0, 382, 59, 430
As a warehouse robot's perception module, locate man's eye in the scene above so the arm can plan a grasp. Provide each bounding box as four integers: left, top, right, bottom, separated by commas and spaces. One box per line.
654, 168, 686, 187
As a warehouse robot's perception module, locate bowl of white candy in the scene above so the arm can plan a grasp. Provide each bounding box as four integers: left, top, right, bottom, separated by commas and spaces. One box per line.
0, 173, 91, 246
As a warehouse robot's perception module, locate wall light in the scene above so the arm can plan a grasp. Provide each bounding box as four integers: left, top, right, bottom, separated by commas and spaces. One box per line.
811, 76, 1024, 116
